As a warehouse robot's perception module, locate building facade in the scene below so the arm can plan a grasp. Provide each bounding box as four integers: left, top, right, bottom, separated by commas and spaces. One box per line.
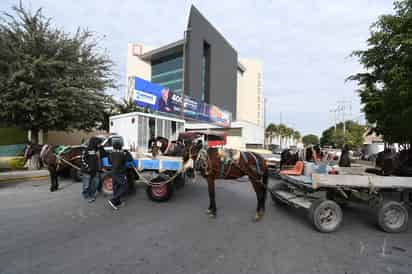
126, 5, 265, 148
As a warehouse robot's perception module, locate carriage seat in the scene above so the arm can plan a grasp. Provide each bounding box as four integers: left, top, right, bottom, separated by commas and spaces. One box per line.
280, 161, 304, 176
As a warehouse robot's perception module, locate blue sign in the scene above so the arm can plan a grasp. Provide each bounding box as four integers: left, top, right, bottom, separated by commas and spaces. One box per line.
133, 76, 231, 127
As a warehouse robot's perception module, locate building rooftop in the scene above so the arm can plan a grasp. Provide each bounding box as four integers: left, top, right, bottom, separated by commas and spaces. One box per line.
140, 39, 184, 61
140, 39, 246, 72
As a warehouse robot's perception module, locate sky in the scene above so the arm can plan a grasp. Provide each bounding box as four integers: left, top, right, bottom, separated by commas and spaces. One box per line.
0, 0, 395, 135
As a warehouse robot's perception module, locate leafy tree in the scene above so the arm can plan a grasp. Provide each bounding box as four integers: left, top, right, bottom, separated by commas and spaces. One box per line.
0, 4, 115, 143
348, 0, 412, 145
320, 121, 365, 149
114, 98, 153, 114
302, 134, 319, 146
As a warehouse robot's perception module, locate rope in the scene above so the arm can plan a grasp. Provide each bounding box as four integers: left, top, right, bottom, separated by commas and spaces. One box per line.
131, 165, 186, 187
57, 147, 190, 187
57, 156, 82, 171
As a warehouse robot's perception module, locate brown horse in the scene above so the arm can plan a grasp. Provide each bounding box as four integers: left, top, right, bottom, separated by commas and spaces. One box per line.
24, 144, 84, 191
184, 144, 269, 221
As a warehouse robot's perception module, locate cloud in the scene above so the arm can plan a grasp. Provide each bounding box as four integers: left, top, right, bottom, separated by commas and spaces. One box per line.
0, 0, 394, 134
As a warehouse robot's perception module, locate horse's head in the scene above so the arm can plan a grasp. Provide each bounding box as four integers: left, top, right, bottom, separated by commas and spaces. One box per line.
182, 140, 207, 174
23, 144, 37, 164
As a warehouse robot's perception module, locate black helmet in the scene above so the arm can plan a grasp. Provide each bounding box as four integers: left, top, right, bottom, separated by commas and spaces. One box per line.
112, 136, 124, 150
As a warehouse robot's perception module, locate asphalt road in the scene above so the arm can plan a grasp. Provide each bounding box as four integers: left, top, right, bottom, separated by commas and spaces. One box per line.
0, 177, 412, 274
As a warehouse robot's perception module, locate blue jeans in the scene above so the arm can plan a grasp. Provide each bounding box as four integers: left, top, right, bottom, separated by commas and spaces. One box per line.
110, 173, 128, 206
82, 173, 100, 199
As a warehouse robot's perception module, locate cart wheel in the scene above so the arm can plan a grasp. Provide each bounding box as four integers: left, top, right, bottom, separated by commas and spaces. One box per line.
102, 174, 113, 196
146, 183, 174, 202
377, 201, 408, 233
310, 199, 343, 233
270, 183, 288, 206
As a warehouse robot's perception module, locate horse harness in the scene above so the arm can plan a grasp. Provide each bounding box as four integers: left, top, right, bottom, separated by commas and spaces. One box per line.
200, 149, 264, 184
39, 144, 81, 171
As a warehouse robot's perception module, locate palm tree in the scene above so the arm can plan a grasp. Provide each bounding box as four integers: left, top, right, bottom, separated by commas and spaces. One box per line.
265, 123, 278, 146
293, 130, 301, 145
277, 124, 288, 149
285, 127, 294, 147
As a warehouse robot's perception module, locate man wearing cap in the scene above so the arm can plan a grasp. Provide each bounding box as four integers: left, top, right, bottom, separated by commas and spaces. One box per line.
81, 137, 101, 202
107, 136, 133, 210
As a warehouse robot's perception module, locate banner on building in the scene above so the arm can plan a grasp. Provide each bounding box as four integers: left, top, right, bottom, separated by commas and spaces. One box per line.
133, 76, 231, 127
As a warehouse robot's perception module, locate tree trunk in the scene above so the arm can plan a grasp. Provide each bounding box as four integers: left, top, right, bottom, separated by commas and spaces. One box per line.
30, 128, 39, 144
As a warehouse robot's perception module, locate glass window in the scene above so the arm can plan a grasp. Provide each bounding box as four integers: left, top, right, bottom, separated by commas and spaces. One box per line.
151, 69, 182, 83
201, 42, 210, 103
152, 54, 183, 94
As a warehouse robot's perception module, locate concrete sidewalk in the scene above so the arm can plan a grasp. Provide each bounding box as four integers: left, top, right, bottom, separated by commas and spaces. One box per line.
0, 169, 49, 182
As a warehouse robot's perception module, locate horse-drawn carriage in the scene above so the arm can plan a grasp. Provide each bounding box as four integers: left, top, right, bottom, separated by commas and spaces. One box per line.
270, 163, 412, 233
99, 131, 227, 202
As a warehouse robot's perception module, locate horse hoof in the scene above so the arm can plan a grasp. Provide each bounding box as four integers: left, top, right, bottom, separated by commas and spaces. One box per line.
206, 209, 212, 214
208, 213, 216, 218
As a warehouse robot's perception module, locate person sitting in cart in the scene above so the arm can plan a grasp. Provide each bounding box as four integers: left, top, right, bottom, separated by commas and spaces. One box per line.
107, 136, 134, 210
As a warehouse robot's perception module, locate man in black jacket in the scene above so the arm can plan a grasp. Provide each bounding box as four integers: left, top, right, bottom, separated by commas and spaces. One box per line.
108, 136, 133, 210
81, 137, 101, 202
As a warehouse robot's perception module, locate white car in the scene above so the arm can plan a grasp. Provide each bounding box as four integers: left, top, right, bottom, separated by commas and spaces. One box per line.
262, 153, 281, 169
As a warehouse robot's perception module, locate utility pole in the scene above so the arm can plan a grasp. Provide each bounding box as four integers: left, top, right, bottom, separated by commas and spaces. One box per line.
330, 108, 337, 133
336, 99, 351, 144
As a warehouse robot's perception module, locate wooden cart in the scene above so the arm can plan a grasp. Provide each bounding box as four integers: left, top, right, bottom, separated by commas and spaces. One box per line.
101, 154, 187, 202
270, 166, 412, 233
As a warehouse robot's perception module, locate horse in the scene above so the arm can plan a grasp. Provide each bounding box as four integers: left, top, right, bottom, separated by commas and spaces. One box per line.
150, 136, 169, 157
376, 149, 412, 176
280, 149, 298, 169
24, 144, 84, 191
183, 143, 269, 221
23, 143, 44, 169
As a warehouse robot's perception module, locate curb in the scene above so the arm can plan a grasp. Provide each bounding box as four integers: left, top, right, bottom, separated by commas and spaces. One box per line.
0, 175, 49, 183
0, 170, 49, 183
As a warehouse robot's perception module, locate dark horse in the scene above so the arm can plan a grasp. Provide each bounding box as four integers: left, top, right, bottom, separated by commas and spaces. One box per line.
150, 136, 169, 157
24, 144, 84, 191
183, 143, 269, 221
375, 149, 412, 176
280, 149, 298, 169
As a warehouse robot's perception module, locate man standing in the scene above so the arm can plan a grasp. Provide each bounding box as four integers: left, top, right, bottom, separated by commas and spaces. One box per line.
81, 137, 101, 202
108, 136, 133, 210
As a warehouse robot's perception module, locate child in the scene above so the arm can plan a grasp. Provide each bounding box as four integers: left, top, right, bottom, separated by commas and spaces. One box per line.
107, 136, 133, 210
